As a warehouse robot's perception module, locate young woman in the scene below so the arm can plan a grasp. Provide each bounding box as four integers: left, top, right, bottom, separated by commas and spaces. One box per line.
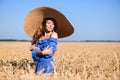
24, 6, 74, 75
30, 17, 58, 75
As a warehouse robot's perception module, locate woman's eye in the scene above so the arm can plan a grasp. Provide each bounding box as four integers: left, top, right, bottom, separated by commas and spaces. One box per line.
47, 22, 50, 24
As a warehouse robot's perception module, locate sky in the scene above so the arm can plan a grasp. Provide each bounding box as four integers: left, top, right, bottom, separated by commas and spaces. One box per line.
0, 0, 120, 41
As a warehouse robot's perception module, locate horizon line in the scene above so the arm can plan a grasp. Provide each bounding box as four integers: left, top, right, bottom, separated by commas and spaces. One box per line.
0, 39, 120, 42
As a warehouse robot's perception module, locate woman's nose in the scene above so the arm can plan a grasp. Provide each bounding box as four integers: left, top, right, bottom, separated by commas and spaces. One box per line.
50, 24, 52, 27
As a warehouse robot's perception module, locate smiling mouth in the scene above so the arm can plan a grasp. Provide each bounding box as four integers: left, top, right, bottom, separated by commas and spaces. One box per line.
48, 27, 53, 30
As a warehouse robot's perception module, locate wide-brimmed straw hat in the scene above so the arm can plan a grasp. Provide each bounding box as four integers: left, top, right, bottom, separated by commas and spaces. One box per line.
24, 6, 74, 38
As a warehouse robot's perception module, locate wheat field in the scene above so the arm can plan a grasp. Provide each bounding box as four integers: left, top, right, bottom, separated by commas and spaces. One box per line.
0, 42, 120, 80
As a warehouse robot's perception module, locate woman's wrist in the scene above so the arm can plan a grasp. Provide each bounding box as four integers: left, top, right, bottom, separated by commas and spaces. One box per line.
30, 44, 35, 51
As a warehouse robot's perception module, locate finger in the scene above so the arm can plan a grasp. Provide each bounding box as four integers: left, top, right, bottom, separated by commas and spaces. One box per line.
45, 46, 49, 49
30, 46, 33, 49
47, 50, 52, 54
49, 47, 53, 50
35, 47, 39, 49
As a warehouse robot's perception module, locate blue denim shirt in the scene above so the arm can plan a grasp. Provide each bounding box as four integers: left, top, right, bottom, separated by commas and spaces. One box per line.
32, 37, 58, 74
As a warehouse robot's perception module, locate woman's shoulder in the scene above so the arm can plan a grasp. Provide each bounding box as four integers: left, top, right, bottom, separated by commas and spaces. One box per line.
51, 32, 58, 39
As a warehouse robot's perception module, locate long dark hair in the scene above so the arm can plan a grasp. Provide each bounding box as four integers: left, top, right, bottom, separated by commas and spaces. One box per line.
31, 17, 57, 45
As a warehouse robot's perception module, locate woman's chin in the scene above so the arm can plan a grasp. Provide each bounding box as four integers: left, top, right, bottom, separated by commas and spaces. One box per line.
46, 30, 53, 33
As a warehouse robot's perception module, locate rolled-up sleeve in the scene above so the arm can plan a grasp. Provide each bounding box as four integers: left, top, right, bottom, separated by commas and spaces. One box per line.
32, 49, 39, 62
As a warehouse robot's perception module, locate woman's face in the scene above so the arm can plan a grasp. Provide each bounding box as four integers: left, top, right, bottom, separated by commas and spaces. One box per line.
45, 20, 55, 32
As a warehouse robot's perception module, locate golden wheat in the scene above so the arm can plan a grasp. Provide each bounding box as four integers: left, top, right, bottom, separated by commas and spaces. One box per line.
0, 42, 120, 80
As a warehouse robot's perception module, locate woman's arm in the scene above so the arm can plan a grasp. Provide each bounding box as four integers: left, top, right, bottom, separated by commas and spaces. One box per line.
38, 32, 58, 55
31, 32, 58, 55
41, 32, 58, 55
30, 43, 52, 55
41, 46, 52, 55
30, 44, 42, 54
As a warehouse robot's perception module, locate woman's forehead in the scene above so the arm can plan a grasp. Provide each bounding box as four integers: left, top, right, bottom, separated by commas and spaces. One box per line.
46, 20, 54, 23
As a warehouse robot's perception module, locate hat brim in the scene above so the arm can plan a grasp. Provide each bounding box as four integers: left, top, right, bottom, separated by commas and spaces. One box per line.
24, 6, 74, 38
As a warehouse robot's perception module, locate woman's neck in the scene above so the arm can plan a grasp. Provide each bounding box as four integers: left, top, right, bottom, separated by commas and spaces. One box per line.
44, 31, 52, 39
39, 31, 53, 40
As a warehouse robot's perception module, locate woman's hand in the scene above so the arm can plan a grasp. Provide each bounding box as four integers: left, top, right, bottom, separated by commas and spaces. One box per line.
41, 46, 53, 55
30, 45, 41, 53
30, 44, 35, 51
